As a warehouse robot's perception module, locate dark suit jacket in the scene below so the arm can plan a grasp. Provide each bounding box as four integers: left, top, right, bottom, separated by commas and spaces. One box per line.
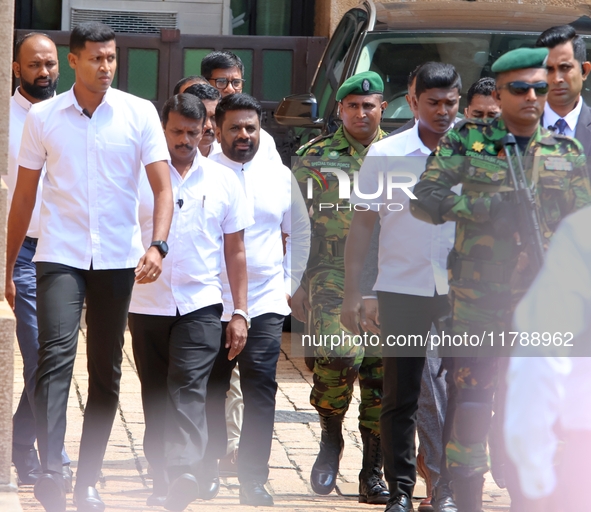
574, 102, 591, 181
542, 101, 591, 181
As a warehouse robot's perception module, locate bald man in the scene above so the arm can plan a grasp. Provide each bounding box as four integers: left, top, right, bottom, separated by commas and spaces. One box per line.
5, 33, 71, 490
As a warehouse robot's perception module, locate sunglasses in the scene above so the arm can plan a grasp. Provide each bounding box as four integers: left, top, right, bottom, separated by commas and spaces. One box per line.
209, 78, 245, 90
498, 81, 549, 96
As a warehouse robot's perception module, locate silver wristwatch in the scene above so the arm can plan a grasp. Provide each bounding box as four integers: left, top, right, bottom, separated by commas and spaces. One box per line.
232, 309, 251, 329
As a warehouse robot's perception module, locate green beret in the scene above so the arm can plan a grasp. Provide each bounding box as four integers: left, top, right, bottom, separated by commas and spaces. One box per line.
336, 71, 384, 101
491, 47, 549, 74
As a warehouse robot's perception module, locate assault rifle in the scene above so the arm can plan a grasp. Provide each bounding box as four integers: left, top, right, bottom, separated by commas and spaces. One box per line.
500, 133, 545, 274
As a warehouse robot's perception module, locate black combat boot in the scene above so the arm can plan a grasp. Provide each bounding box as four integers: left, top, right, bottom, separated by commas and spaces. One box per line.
432, 482, 458, 512
450, 473, 484, 512
310, 414, 345, 495
358, 426, 389, 504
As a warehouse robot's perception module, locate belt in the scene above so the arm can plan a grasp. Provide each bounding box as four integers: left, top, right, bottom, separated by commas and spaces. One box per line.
448, 250, 514, 284
24, 236, 38, 245
328, 239, 346, 258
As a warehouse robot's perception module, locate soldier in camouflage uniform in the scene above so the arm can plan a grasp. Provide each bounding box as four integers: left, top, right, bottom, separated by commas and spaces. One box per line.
411, 48, 591, 512
291, 71, 389, 504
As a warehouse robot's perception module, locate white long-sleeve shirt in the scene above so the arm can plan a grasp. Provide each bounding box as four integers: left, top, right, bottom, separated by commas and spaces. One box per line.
506, 205, 591, 499
210, 151, 310, 320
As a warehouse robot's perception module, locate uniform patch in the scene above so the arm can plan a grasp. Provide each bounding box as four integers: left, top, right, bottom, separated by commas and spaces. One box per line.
544, 157, 573, 171
439, 147, 453, 157
328, 150, 340, 160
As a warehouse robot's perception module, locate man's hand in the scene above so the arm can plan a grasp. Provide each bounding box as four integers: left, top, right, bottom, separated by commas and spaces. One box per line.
226, 316, 248, 360
134, 246, 163, 283
5, 277, 16, 310
362, 298, 380, 335
290, 286, 310, 323
341, 289, 364, 335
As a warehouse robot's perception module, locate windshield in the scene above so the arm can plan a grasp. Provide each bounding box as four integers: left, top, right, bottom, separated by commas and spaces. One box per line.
355, 31, 591, 122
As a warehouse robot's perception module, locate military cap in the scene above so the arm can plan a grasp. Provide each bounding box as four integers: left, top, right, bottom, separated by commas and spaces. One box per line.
491, 47, 549, 74
336, 71, 384, 101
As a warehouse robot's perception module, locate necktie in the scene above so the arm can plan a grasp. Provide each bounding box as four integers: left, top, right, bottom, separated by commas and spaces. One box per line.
551, 118, 568, 135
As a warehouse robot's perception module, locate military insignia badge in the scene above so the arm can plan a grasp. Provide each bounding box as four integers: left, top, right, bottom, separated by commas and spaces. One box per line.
362, 79, 370, 92
491, 172, 499, 181
471, 141, 485, 152
328, 150, 339, 160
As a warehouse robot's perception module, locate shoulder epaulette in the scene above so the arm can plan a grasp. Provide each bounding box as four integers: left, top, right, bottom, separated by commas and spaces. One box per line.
297, 132, 334, 155
454, 117, 489, 131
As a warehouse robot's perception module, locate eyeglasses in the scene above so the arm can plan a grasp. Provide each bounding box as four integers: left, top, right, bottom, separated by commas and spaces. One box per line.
209, 78, 245, 90
498, 81, 549, 96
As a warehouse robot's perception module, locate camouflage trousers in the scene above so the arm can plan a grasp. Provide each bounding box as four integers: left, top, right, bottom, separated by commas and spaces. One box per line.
308, 269, 383, 435
444, 284, 508, 478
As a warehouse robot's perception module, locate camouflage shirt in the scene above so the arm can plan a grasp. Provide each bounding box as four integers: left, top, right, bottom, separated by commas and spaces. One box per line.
293, 125, 386, 283
415, 116, 591, 284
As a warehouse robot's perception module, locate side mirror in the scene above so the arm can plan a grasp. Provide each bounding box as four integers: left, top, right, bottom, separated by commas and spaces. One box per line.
275, 93, 322, 128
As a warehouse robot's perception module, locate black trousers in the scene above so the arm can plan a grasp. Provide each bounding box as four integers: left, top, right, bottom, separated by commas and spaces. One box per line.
378, 291, 449, 499
204, 313, 284, 484
128, 305, 222, 487
35, 262, 135, 487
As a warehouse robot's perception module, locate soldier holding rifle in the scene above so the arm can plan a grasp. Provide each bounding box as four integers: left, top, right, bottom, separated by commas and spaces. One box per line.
410, 47, 591, 512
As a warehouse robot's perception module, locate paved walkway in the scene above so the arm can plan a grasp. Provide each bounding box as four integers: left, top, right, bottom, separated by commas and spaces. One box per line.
14, 331, 510, 511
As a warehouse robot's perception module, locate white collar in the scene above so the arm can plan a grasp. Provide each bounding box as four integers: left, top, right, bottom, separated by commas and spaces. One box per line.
544, 99, 583, 132
217, 152, 253, 172
168, 151, 202, 183
404, 120, 435, 156
13, 87, 33, 111
61, 85, 112, 115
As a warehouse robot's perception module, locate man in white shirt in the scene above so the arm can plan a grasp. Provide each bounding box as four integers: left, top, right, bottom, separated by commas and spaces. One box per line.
128, 93, 252, 511
342, 62, 461, 512
5, 22, 173, 512
183, 83, 222, 158
200, 50, 283, 165
202, 93, 310, 506
506, 205, 591, 512
5, 31, 72, 490
536, 25, 591, 177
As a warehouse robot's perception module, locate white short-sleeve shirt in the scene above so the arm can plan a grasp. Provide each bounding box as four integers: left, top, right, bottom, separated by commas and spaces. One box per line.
129, 154, 253, 316
18, 86, 169, 270
4, 88, 44, 238
350, 121, 457, 297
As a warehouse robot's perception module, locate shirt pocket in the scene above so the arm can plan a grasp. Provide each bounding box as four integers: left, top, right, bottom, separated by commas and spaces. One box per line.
467, 157, 507, 184
537, 169, 572, 233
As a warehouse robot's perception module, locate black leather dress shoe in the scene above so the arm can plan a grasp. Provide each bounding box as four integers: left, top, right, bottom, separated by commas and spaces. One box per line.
239, 482, 274, 507
13, 445, 42, 486
385, 494, 414, 512
34, 473, 66, 512
164, 473, 200, 511
198, 476, 220, 500
73, 486, 106, 512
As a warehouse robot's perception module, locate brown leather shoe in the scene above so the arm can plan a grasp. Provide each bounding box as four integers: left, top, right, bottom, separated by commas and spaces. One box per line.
418, 496, 434, 512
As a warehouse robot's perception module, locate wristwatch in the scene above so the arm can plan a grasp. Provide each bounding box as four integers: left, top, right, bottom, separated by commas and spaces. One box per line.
150, 240, 169, 258
232, 309, 251, 329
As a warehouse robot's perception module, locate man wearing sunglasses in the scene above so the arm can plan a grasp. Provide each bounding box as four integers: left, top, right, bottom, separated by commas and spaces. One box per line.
410, 47, 591, 512
536, 25, 591, 180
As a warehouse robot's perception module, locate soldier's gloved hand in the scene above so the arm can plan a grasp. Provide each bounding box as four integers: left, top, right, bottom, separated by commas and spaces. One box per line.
490, 196, 518, 238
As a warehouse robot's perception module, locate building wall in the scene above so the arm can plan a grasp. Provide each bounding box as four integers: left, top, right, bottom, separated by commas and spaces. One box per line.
318, 0, 587, 37
61, 0, 231, 35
